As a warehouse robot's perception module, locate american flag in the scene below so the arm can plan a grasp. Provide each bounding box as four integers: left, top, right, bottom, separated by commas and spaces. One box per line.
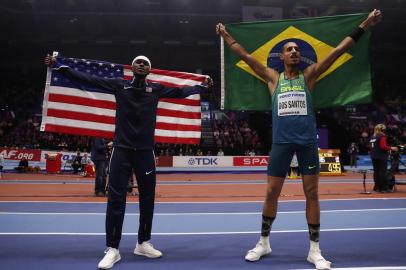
40, 55, 207, 144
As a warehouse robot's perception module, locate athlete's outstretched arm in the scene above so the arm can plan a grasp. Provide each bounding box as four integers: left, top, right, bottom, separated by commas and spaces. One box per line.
216, 23, 279, 92
305, 9, 382, 90
45, 54, 120, 93
158, 77, 213, 98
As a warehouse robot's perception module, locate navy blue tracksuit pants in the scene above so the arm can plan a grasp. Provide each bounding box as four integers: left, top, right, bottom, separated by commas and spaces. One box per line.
106, 147, 156, 248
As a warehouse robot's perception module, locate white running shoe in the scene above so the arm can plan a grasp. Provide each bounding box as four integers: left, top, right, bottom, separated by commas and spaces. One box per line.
134, 241, 163, 258
98, 247, 121, 269
245, 240, 272, 262
307, 248, 332, 270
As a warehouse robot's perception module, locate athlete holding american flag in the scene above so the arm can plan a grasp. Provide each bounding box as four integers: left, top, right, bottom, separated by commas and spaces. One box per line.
45, 54, 212, 269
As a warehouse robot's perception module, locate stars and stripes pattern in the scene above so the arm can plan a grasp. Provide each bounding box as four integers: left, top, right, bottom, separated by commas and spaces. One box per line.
40, 56, 206, 144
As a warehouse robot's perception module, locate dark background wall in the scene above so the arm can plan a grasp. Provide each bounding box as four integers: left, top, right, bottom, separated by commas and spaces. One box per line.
1, 0, 405, 99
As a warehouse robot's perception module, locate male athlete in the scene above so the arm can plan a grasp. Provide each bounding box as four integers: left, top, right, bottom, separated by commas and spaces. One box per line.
45, 54, 212, 269
217, 9, 381, 269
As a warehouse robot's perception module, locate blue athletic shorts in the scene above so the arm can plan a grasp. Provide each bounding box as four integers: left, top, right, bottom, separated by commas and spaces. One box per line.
267, 143, 320, 177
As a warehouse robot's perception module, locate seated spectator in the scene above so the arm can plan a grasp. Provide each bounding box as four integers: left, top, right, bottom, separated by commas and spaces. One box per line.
217, 148, 224, 156
186, 148, 194, 156
196, 148, 203, 156
72, 151, 82, 174
80, 153, 92, 174
14, 157, 29, 173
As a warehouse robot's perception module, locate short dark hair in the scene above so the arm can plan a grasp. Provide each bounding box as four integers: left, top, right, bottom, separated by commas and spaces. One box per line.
281, 40, 299, 53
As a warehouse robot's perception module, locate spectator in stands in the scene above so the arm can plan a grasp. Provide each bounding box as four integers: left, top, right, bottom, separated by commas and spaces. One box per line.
245, 149, 256, 156
370, 124, 398, 192
91, 138, 108, 197
81, 153, 92, 173
14, 157, 29, 173
347, 142, 359, 168
164, 149, 170, 156
217, 9, 381, 269
71, 150, 82, 174
217, 148, 224, 156
186, 148, 194, 156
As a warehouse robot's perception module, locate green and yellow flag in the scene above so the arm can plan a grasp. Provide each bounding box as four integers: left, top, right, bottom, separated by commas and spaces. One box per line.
221, 13, 371, 110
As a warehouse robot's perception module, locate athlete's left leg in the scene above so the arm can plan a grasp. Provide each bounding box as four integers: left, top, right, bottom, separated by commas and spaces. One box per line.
132, 149, 162, 258
298, 144, 331, 270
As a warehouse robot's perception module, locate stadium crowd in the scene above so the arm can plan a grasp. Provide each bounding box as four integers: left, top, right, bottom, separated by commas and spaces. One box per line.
1, 73, 405, 159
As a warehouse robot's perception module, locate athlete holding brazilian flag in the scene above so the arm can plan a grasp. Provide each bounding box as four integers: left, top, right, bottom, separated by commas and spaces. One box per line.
217, 9, 381, 270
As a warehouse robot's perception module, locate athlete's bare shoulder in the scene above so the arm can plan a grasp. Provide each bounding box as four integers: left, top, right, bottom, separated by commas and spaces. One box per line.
267, 68, 280, 95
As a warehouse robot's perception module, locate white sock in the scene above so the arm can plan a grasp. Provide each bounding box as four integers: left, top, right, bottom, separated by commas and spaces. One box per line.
310, 240, 320, 251
260, 236, 269, 245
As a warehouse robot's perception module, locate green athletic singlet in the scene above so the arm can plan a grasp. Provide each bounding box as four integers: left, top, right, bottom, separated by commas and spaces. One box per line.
271, 72, 317, 144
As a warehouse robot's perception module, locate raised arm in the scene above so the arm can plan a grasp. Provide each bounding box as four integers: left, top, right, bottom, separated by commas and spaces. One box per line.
304, 9, 382, 90
216, 23, 279, 93
158, 77, 213, 98
45, 54, 121, 93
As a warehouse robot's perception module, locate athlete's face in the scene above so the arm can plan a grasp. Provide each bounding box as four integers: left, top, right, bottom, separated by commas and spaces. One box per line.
132, 59, 151, 76
280, 42, 301, 66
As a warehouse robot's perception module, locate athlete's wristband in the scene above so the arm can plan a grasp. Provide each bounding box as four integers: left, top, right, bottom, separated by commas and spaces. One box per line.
349, 27, 365, 42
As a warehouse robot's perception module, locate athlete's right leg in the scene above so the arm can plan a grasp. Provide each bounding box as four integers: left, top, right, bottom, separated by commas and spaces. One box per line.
245, 144, 293, 262
262, 175, 285, 218
98, 147, 133, 269
105, 147, 133, 248
245, 176, 284, 262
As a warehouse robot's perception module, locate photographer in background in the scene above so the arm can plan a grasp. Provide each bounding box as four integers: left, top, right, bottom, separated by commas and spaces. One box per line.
390, 148, 401, 174
347, 142, 359, 168
386, 126, 406, 175
91, 138, 108, 197
369, 124, 398, 192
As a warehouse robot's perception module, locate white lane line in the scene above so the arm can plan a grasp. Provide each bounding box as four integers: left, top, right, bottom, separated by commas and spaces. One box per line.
294, 267, 406, 270
1, 227, 406, 235
0, 198, 405, 204
2, 208, 406, 215
0, 181, 377, 186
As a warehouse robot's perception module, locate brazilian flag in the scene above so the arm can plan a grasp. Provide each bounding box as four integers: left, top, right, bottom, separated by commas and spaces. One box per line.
221, 13, 371, 110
